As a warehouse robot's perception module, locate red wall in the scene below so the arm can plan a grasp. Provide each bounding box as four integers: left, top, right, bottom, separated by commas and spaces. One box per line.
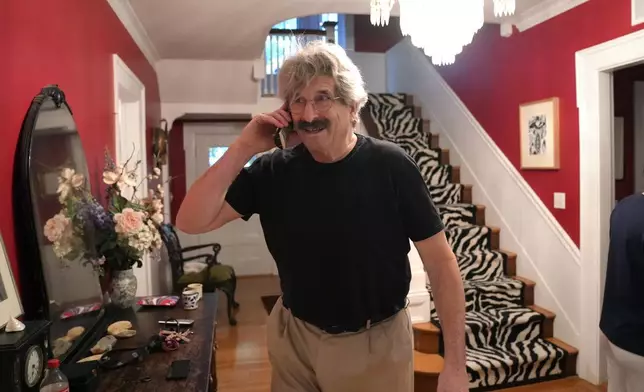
0, 1, 160, 286
435, 0, 644, 245
354, 15, 403, 53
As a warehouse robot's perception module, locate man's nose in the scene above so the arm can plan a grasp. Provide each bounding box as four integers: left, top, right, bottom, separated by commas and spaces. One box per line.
301, 101, 317, 122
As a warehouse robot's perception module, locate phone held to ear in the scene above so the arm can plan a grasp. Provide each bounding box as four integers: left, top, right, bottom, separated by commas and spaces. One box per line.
274, 122, 294, 149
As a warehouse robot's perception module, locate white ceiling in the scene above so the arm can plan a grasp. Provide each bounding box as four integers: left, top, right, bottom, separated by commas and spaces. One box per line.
126, 0, 545, 61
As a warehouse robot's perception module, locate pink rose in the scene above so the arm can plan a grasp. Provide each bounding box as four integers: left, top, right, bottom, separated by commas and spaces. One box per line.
114, 208, 145, 234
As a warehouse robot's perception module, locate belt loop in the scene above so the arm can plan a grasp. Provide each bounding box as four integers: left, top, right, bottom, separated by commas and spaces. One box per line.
366, 319, 371, 330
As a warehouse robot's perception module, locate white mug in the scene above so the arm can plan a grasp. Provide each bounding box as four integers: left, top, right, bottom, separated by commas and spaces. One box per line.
182, 289, 199, 310
186, 283, 203, 301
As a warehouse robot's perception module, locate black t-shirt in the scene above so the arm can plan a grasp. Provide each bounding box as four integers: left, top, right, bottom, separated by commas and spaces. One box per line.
600, 193, 644, 357
225, 133, 444, 327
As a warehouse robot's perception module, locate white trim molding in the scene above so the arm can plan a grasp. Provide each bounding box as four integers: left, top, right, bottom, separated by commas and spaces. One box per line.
107, 0, 160, 68
513, 0, 590, 32
113, 54, 154, 296
575, 28, 644, 384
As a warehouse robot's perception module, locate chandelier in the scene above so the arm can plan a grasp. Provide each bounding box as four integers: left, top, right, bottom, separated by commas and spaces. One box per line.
370, 0, 396, 26
370, 0, 516, 66
493, 0, 516, 17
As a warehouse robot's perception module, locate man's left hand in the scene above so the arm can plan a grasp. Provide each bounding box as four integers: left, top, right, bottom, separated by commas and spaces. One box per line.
437, 365, 469, 392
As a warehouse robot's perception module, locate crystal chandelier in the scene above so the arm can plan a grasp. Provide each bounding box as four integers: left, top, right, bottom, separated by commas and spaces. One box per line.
370, 0, 516, 66
493, 0, 516, 17
370, 0, 396, 26
400, 0, 484, 66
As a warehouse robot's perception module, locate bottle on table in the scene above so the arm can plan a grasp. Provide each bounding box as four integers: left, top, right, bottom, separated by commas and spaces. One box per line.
39, 359, 69, 392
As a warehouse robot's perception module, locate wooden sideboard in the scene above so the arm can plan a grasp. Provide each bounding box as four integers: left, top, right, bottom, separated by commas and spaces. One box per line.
93, 292, 219, 392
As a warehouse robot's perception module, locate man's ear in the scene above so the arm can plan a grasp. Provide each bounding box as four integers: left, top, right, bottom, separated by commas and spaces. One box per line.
350, 103, 359, 127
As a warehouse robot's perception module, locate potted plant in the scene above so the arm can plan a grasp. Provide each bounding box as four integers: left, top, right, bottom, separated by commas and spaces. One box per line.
43, 149, 165, 308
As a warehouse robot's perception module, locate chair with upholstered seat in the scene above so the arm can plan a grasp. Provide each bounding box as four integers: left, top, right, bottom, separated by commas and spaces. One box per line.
159, 223, 239, 325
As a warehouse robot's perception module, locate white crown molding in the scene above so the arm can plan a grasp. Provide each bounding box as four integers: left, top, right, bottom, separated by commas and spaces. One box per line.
107, 0, 160, 68
513, 0, 590, 32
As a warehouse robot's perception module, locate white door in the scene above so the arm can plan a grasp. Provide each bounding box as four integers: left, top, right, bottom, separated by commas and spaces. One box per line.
183, 123, 277, 276
113, 54, 155, 296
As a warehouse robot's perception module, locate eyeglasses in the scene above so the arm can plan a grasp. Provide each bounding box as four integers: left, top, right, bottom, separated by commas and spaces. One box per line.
290, 95, 340, 114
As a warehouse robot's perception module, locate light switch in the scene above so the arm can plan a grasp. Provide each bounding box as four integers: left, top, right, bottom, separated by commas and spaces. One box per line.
554, 192, 566, 209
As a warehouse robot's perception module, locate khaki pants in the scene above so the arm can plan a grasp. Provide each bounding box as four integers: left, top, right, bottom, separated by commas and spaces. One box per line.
267, 297, 414, 392
603, 334, 644, 392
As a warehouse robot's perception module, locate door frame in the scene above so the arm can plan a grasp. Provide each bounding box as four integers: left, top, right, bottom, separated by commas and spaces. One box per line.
112, 54, 152, 295
183, 122, 279, 275
576, 28, 644, 384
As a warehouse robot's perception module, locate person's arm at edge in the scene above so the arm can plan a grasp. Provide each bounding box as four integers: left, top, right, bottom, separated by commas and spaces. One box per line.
175, 141, 252, 234
414, 232, 467, 372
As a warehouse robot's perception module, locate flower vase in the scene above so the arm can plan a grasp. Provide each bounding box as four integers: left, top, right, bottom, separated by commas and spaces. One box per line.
109, 268, 138, 308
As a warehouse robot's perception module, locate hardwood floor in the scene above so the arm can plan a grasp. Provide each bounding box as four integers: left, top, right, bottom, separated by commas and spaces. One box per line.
214, 276, 606, 392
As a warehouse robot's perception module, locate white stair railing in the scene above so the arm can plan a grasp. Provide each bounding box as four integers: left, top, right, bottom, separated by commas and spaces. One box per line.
261, 28, 327, 96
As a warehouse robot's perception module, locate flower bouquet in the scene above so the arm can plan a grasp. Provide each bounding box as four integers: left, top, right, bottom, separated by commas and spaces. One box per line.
43, 149, 165, 307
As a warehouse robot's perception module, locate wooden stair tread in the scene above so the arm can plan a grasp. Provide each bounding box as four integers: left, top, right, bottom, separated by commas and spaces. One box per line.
413, 322, 439, 334
547, 337, 579, 355
413, 351, 444, 375
501, 249, 517, 258
512, 275, 536, 286
528, 304, 556, 319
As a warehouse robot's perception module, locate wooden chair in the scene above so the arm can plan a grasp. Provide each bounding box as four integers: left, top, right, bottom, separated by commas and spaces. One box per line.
159, 223, 240, 325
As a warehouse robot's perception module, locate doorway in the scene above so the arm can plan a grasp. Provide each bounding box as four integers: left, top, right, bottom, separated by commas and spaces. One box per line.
112, 54, 154, 296
613, 66, 644, 203
576, 29, 644, 384
182, 122, 278, 277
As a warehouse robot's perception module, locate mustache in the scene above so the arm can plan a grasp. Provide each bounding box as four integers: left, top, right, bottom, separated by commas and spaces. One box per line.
296, 119, 329, 131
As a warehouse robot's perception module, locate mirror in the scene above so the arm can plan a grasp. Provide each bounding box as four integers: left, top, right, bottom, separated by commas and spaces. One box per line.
12, 85, 105, 362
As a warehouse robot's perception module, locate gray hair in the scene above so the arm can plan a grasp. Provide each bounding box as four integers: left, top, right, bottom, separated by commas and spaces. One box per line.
277, 40, 368, 115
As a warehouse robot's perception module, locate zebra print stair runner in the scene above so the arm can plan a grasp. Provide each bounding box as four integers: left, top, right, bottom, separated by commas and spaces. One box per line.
363, 93, 569, 390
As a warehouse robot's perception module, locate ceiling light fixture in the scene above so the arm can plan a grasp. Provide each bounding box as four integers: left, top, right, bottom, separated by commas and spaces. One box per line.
369, 0, 516, 65
493, 0, 516, 17
370, 0, 396, 26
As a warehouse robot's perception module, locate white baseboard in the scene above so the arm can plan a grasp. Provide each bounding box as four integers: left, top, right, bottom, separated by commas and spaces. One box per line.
385, 38, 582, 349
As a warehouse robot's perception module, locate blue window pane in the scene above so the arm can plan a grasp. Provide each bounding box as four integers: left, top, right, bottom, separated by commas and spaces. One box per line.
209, 147, 256, 167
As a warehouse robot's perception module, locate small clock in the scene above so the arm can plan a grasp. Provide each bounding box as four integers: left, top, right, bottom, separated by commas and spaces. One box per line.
24, 345, 44, 388
0, 319, 52, 392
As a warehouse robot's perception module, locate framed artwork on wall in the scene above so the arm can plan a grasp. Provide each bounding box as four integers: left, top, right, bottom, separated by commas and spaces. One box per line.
0, 233, 22, 329
519, 97, 560, 170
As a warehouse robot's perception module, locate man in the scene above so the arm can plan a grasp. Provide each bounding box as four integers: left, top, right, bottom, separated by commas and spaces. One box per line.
600, 193, 644, 392
176, 41, 468, 392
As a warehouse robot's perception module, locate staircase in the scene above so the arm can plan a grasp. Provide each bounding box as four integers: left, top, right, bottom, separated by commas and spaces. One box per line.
361, 93, 579, 391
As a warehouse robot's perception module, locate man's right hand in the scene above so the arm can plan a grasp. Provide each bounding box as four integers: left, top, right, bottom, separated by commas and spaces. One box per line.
234, 104, 292, 155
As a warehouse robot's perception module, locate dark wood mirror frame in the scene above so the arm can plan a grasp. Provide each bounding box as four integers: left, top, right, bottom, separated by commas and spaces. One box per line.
11, 85, 107, 363
12, 84, 69, 322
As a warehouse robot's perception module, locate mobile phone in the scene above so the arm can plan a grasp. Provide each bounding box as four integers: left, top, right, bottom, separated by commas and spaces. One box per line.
166, 359, 191, 380
158, 319, 194, 327
274, 122, 294, 149
274, 105, 294, 149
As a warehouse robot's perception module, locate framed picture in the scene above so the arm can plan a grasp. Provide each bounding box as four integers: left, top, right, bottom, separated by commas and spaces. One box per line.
519, 97, 560, 170
0, 233, 22, 329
